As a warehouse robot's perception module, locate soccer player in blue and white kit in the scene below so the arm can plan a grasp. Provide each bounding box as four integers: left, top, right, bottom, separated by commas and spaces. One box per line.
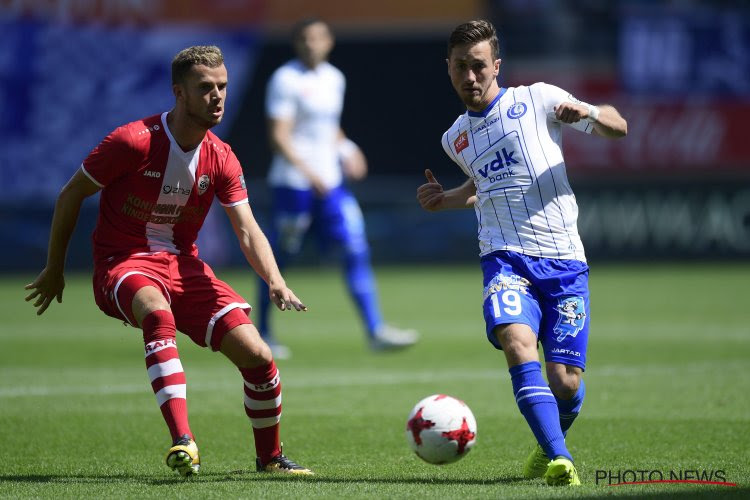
259, 18, 418, 357
417, 20, 627, 486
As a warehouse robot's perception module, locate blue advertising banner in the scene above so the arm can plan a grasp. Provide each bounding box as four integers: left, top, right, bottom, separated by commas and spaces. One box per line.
0, 15, 259, 202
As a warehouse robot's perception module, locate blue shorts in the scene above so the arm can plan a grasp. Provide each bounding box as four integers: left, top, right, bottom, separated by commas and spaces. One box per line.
270, 185, 368, 256
480, 250, 590, 370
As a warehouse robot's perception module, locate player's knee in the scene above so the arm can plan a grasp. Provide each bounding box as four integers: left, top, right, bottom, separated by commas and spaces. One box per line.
495, 325, 537, 358
547, 366, 581, 399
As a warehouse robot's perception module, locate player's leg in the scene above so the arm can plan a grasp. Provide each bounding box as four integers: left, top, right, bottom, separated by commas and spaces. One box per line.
115, 272, 199, 477
218, 321, 313, 475
546, 362, 585, 435
494, 324, 572, 464
480, 252, 575, 484
319, 186, 417, 349
256, 187, 313, 358
173, 257, 311, 474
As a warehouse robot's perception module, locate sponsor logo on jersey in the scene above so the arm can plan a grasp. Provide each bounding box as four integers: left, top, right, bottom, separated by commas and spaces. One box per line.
454, 130, 469, 154
197, 174, 210, 195
143, 170, 161, 178
238, 174, 246, 190
477, 148, 519, 180
553, 296, 586, 342
506, 102, 527, 119
162, 184, 191, 196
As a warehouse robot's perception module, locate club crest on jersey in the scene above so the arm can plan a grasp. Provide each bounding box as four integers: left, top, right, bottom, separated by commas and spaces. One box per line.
506, 102, 527, 119
454, 131, 469, 154
197, 174, 210, 195
553, 296, 586, 342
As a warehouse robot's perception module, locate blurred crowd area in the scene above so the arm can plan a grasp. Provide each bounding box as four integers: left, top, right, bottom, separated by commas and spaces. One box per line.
2, 0, 749, 270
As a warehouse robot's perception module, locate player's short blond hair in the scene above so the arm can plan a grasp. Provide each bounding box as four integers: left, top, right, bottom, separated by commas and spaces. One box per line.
171, 45, 224, 84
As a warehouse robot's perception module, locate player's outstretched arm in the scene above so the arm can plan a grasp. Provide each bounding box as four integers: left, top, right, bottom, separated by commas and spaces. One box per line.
417, 169, 477, 212
554, 102, 627, 138
224, 203, 307, 312
25, 169, 101, 315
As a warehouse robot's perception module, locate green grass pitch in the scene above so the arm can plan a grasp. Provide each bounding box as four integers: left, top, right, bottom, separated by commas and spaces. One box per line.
1, 262, 748, 498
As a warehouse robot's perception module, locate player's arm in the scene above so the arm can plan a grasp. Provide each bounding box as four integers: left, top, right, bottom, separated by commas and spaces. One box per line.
337, 131, 367, 181
554, 102, 627, 138
417, 169, 477, 212
25, 169, 101, 315
224, 202, 306, 312
268, 117, 328, 195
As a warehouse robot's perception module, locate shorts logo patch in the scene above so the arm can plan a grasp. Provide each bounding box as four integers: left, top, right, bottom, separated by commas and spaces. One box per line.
553, 296, 586, 342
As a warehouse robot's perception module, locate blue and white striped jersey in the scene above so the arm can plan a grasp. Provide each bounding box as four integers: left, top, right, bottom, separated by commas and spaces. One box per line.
441, 83, 594, 262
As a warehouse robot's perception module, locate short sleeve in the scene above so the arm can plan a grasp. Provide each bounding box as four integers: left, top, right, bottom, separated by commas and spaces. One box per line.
215, 148, 249, 207
537, 83, 593, 134
265, 68, 297, 120
81, 126, 138, 186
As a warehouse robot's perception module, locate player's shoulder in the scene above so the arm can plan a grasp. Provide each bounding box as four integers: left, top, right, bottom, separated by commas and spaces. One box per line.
443, 112, 467, 136
112, 114, 165, 152
321, 61, 345, 80
203, 129, 232, 160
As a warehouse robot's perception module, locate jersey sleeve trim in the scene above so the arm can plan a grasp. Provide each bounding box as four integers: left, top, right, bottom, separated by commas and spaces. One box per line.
220, 198, 249, 208
80, 164, 105, 187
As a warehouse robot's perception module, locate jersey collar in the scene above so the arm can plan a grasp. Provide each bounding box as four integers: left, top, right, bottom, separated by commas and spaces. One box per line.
467, 87, 506, 118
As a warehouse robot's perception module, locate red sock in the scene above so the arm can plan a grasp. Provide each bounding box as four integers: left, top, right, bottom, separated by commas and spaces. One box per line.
143, 310, 192, 442
240, 361, 282, 464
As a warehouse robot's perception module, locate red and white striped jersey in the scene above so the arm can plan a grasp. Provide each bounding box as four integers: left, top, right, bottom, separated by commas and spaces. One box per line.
82, 112, 248, 266
442, 83, 593, 262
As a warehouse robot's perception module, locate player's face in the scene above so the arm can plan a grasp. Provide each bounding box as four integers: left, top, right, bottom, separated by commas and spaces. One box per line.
447, 41, 501, 112
294, 22, 334, 68
176, 63, 228, 130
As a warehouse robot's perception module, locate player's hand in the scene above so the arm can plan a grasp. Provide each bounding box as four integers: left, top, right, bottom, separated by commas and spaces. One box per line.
269, 284, 308, 312
24, 267, 65, 315
340, 142, 368, 181
417, 169, 445, 212
308, 175, 330, 198
553, 102, 588, 124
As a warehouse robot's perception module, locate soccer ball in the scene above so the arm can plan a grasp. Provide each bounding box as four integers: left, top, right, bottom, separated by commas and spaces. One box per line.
405, 394, 477, 464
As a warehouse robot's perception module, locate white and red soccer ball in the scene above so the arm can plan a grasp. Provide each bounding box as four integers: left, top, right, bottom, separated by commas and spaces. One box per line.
405, 394, 477, 464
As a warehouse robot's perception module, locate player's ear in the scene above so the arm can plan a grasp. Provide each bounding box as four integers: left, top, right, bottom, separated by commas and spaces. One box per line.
445, 58, 450, 72
172, 82, 184, 101
494, 58, 501, 76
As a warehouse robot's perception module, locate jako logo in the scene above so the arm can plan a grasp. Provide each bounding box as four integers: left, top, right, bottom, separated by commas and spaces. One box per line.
507, 102, 527, 119
143, 170, 161, 178
477, 148, 519, 179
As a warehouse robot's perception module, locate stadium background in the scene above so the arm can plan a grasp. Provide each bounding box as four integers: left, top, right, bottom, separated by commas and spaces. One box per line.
3, 0, 748, 271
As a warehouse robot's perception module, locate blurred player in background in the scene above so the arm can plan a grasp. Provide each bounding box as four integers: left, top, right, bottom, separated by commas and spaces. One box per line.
258, 18, 418, 358
25, 45, 313, 477
417, 20, 627, 486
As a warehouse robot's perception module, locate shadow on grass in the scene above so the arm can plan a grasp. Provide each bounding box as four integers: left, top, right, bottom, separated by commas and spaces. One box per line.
0, 470, 528, 487
1, 473, 746, 497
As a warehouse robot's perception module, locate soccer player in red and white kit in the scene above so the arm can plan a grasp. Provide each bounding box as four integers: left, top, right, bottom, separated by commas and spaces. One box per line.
24, 45, 313, 477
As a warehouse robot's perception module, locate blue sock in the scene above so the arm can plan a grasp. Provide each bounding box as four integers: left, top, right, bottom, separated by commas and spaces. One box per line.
256, 277, 272, 340
509, 361, 572, 461
556, 379, 585, 436
343, 249, 382, 337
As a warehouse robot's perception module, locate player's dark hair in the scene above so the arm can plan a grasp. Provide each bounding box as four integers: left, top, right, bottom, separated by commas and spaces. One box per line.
291, 17, 330, 41
448, 19, 500, 60
172, 45, 224, 85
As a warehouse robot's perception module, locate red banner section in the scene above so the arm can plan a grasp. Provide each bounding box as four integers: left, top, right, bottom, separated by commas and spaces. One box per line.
563, 100, 750, 174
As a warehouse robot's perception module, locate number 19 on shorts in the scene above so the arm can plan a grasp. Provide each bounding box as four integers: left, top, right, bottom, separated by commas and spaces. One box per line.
489, 290, 522, 318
